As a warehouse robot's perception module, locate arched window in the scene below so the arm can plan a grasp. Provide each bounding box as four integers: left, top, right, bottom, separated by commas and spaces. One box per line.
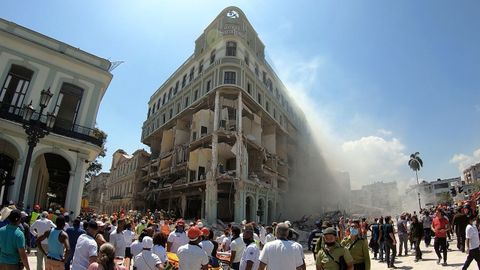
226, 41, 237, 56
0, 64, 34, 112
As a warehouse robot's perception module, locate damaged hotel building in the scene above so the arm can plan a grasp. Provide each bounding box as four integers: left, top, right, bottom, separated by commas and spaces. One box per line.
139, 7, 309, 224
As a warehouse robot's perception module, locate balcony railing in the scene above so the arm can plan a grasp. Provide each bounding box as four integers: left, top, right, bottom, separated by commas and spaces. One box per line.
0, 103, 105, 147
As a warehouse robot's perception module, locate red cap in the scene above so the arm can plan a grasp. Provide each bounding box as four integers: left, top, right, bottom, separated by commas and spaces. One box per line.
187, 226, 202, 240
201, 227, 210, 237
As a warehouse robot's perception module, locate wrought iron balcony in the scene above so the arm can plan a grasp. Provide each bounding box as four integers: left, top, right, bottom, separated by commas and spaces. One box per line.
0, 103, 105, 147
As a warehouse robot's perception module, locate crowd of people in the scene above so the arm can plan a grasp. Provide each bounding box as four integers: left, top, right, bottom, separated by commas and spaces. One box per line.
2, 201, 480, 270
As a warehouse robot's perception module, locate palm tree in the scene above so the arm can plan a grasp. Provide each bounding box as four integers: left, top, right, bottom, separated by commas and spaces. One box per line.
408, 152, 424, 210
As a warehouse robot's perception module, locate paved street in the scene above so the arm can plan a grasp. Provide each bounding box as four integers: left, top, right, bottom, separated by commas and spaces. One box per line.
303, 238, 473, 270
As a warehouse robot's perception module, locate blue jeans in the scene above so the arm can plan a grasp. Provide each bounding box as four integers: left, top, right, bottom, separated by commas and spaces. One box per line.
379, 241, 385, 260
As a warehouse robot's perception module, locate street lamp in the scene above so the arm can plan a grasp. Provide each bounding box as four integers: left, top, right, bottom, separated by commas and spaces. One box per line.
17, 88, 56, 205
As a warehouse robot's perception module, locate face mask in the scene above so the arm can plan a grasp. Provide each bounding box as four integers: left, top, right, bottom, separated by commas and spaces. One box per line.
350, 228, 359, 236
325, 241, 336, 247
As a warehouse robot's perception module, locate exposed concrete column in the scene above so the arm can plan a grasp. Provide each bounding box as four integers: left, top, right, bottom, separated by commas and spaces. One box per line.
65, 170, 75, 211
206, 90, 220, 224
234, 181, 245, 222
180, 194, 187, 217
234, 92, 245, 223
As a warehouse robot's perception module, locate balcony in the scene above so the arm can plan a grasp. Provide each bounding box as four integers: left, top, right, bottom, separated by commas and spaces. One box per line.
110, 195, 123, 200
0, 103, 105, 147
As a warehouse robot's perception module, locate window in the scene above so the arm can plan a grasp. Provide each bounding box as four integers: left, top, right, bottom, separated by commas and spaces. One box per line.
198, 60, 204, 74
174, 81, 179, 94
224, 71, 236, 84
244, 53, 249, 66
53, 83, 83, 130
266, 101, 270, 112
189, 67, 195, 82
157, 98, 161, 109
184, 96, 189, 108
194, 90, 198, 101
206, 80, 211, 92
267, 79, 273, 91
257, 93, 262, 104
168, 88, 173, 100
210, 50, 216, 64
226, 41, 237, 56
182, 74, 187, 88
162, 93, 167, 105
0, 65, 34, 112
255, 64, 259, 77
177, 103, 181, 114
169, 108, 173, 119
152, 103, 156, 114
274, 108, 276, 119
162, 114, 166, 124
247, 82, 252, 94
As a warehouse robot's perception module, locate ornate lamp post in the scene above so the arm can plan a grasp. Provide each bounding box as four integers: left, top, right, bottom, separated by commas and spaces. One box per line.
17, 88, 56, 205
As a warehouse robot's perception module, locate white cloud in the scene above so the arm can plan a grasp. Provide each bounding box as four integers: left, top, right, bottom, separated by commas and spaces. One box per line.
450, 148, 480, 173
377, 129, 393, 136
271, 50, 411, 189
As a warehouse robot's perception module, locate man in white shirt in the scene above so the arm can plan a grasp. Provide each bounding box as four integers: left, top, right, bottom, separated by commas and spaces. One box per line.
30, 211, 56, 270
229, 226, 245, 270
72, 220, 98, 270
134, 236, 163, 270
240, 230, 259, 270
109, 219, 127, 258
265, 226, 275, 243
462, 215, 480, 269
259, 223, 305, 270
167, 219, 188, 253
177, 226, 209, 270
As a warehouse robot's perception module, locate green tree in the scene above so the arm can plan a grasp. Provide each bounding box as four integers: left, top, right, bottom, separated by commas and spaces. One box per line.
408, 152, 424, 210
437, 192, 453, 205
85, 128, 107, 182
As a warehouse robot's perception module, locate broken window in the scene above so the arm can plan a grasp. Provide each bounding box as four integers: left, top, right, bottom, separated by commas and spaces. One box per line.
198, 166, 206, 180
201, 126, 208, 136
224, 71, 236, 84
226, 41, 237, 56
210, 49, 216, 64
198, 60, 204, 74
0, 64, 33, 112
53, 83, 83, 131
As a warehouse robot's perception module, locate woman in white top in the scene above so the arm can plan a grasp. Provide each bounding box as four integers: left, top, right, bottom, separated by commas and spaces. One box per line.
152, 232, 168, 263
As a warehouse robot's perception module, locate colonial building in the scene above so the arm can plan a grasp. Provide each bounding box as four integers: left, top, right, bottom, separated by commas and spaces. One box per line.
0, 18, 112, 215
84, 172, 109, 213
102, 149, 150, 214
140, 7, 307, 224
464, 163, 480, 184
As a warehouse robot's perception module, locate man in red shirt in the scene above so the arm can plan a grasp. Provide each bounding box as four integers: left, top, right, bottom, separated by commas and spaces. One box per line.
432, 208, 450, 266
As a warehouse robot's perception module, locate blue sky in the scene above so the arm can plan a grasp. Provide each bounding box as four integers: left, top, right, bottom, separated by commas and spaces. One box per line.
2, 1, 479, 188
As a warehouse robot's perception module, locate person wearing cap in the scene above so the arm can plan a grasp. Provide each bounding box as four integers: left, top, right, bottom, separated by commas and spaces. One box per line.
341, 220, 370, 270
19, 211, 31, 254
72, 220, 99, 270
31, 211, 56, 270
177, 226, 209, 270
308, 220, 323, 260
133, 236, 164, 270
36, 215, 70, 270
314, 221, 332, 257
240, 230, 259, 270
315, 227, 353, 270
199, 227, 214, 258
259, 222, 305, 270
166, 219, 188, 253
0, 209, 31, 270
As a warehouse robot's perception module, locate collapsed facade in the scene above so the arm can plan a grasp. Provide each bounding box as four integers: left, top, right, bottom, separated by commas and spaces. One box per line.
139, 7, 307, 224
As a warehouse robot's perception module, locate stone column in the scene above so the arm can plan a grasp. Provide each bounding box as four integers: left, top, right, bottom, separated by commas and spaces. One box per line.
181, 194, 187, 217
206, 90, 220, 224
9, 160, 24, 203
65, 155, 88, 216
